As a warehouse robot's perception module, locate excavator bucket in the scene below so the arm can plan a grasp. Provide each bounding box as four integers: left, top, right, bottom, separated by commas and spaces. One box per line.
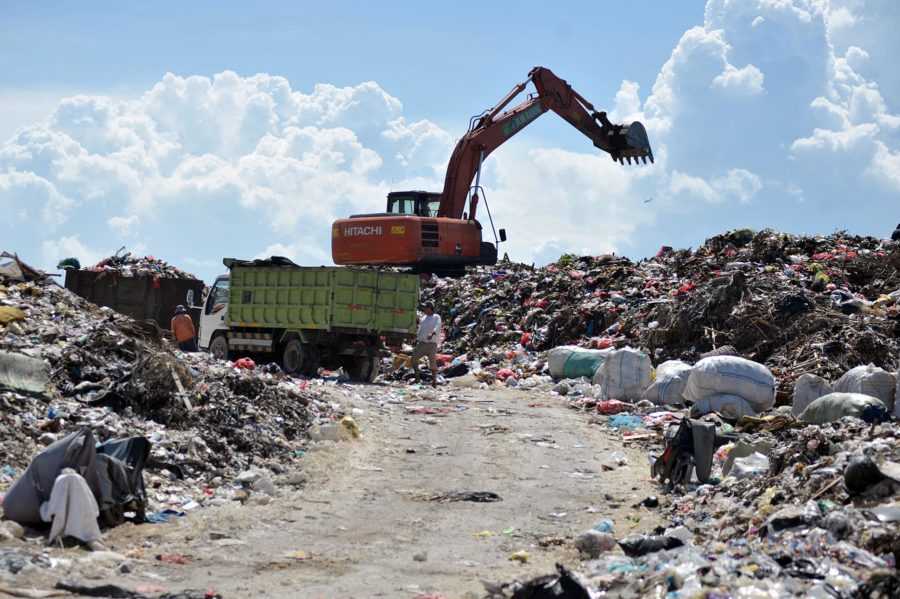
601, 119, 654, 165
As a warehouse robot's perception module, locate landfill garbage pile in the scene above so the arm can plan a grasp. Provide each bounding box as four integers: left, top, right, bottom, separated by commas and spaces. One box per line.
423, 229, 900, 400
490, 415, 900, 598
0, 259, 332, 516
82, 249, 199, 280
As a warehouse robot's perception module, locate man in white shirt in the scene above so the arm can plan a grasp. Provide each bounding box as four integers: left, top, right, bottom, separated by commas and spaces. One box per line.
411, 302, 441, 387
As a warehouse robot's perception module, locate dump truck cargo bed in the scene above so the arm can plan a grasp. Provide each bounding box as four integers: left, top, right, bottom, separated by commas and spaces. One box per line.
223, 260, 419, 335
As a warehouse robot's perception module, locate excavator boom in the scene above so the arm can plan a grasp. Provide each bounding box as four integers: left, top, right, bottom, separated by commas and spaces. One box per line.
439, 66, 653, 220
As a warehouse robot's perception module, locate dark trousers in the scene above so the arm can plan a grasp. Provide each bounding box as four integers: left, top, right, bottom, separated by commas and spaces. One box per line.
178, 338, 198, 352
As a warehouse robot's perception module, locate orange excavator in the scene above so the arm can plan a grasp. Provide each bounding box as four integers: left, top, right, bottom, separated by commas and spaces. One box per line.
331, 66, 653, 275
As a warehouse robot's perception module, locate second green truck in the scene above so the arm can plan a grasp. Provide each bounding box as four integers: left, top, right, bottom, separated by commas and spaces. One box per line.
195, 258, 420, 381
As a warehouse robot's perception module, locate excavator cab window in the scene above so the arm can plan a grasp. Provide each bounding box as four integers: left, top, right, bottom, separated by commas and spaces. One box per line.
386, 192, 442, 217
388, 197, 416, 215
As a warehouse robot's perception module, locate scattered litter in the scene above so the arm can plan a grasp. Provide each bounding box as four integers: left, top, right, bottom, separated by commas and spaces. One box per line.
429, 491, 502, 503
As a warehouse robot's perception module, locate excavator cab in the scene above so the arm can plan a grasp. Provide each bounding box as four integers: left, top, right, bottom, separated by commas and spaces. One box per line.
386, 191, 441, 217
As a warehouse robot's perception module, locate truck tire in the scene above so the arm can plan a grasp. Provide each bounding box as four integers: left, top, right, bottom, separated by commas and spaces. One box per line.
301, 345, 321, 377
348, 355, 380, 383
282, 338, 305, 375
209, 334, 229, 360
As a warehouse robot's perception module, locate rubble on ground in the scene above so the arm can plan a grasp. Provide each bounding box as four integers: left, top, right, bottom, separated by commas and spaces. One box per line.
0, 261, 333, 524
456, 230, 900, 597
422, 229, 900, 401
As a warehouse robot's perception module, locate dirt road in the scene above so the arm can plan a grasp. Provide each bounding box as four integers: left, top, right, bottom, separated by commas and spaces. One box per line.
15, 385, 663, 598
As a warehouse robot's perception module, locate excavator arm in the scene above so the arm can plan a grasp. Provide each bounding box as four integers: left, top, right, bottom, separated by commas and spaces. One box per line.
437, 66, 653, 220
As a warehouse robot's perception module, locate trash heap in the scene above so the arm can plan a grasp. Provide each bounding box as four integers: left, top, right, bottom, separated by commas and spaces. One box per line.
0, 260, 332, 517
490, 416, 900, 598
423, 229, 900, 400
423, 230, 900, 596
85, 250, 199, 280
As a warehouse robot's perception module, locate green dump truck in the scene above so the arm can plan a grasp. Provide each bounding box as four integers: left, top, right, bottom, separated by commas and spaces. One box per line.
195, 258, 420, 381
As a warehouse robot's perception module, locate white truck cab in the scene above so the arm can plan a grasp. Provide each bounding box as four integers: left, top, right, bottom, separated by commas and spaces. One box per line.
195, 274, 230, 355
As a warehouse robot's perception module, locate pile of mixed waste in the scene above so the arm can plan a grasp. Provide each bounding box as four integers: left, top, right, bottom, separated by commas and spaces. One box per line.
0, 254, 333, 522
489, 414, 900, 597
423, 229, 900, 401
446, 230, 900, 597
64, 249, 199, 280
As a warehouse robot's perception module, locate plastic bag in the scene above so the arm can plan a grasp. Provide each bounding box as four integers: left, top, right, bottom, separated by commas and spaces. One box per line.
729, 452, 770, 479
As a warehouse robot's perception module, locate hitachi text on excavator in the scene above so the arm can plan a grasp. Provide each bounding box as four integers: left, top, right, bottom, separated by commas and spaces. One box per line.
331, 66, 653, 275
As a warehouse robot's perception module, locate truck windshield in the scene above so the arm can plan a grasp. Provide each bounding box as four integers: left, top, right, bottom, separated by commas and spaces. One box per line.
425, 200, 440, 217
205, 278, 230, 315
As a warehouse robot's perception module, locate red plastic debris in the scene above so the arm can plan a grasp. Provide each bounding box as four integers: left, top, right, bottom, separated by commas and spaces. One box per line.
597, 399, 631, 415
496, 368, 516, 381
590, 337, 613, 350
436, 354, 452, 366
234, 357, 256, 370
520, 332, 532, 347
673, 281, 695, 296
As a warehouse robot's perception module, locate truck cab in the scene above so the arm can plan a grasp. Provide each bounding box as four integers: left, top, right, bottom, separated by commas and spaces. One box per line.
197, 274, 229, 356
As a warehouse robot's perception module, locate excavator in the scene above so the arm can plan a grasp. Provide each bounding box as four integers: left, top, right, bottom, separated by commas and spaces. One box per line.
331, 66, 653, 275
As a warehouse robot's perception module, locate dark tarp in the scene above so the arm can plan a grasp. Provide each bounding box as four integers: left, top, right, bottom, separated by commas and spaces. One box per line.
222, 256, 300, 268
2, 429, 151, 527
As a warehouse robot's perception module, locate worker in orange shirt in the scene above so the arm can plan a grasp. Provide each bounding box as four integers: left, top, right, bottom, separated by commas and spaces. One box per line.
171, 305, 197, 352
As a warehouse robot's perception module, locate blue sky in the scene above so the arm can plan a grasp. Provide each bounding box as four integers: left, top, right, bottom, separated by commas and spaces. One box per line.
1, 1, 899, 282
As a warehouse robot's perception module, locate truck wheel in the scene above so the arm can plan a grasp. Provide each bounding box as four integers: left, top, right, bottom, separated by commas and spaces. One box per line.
209, 334, 229, 360
349, 355, 379, 383
282, 339, 305, 375
301, 345, 321, 377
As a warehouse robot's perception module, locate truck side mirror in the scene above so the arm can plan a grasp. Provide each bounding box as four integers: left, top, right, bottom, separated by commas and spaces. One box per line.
499, 229, 507, 243
186, 289, 195, 306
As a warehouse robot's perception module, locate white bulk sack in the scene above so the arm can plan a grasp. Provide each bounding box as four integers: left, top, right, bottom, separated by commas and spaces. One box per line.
684, 356, 775, 414
692, 394, 756, 419
792, 373, 833, 416
833, 364, 895, 413
642, 360, 692, 406
547, 346, 612, 380
593, 347, 652, 401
